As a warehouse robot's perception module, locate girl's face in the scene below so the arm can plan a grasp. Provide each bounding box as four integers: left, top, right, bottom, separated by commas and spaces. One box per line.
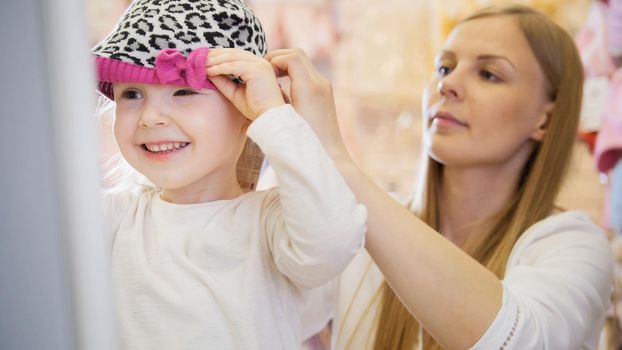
422, 16, 554, 169
112, 83, 248, 198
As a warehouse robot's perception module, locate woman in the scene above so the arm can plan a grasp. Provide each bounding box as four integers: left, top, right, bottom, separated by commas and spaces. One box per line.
268, 4, 613, 349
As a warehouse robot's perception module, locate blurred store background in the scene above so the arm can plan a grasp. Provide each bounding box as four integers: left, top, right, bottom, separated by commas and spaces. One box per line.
88, 0, 621, 348
90, 0, 601, 218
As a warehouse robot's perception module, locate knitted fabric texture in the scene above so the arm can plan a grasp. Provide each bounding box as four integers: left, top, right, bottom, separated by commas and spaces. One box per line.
93, 0, 267, 99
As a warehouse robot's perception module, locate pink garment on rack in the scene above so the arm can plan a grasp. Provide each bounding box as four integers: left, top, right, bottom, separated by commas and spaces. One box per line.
595, 68, 622, 173
576, 1, 617, 78
609, 0, 622, 56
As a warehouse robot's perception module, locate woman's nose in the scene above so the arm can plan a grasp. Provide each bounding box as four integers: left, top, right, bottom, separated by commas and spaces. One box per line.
437, 74, 464, 100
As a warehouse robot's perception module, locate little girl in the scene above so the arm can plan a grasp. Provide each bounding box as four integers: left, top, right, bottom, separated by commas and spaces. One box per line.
92, 0, 366, 349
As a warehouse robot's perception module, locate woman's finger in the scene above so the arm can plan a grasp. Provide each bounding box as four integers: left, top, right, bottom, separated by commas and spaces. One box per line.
267, 49, 317, 79
265, 48, 308, 61
268, 50, 320, 82
270, 54, 309, 78
280, 85, 292, 104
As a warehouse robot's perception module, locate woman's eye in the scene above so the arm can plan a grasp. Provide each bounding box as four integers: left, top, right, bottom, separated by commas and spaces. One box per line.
174, 89, 198, 96
437, 65, 451, 76
480, 70, 500, 82
121, 90, 142, 100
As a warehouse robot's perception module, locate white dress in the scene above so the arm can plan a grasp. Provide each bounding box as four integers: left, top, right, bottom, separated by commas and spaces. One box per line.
103, 105, 367, 350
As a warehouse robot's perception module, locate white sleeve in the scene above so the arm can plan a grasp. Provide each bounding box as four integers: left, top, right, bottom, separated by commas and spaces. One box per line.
300, 279, 337, 342
469, 225, 613, 349
247, 104, 367, 289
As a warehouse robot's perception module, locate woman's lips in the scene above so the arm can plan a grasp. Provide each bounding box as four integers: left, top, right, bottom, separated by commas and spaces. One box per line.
433, 111, 468, 128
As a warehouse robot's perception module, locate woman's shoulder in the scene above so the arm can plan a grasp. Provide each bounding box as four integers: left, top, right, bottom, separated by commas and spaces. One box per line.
507, 210, 611, 269
518, 210, 606, 242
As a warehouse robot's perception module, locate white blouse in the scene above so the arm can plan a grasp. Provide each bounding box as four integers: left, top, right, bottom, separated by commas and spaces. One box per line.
334, 211, 613, 350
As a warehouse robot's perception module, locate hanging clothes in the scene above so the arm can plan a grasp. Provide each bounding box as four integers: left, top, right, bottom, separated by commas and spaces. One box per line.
612, 159, 622, 234
609, 0, 622, 59
595, 68, 622, 174
594, 68, 622, 232
249, 0, 337, 60
577, 1, 617, 77
577, 1, 617, 137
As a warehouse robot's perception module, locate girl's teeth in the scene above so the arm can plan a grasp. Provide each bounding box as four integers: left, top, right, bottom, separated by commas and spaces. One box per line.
146, 142, 188, 153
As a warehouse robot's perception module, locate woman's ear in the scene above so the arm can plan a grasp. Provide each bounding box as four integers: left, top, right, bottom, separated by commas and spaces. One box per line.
241, 118, 251, 132
531, 101, 554, 141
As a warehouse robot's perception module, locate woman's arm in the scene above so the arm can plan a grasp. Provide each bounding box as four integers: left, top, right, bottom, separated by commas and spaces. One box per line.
267, 48, 613, 349
333, 153, 502, 349
267, 49, 501, 349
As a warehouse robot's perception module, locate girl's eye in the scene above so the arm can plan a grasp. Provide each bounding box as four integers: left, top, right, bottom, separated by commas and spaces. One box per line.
174, 89, 198, 96
120, 90, 142, 100
480, 70, 501, 82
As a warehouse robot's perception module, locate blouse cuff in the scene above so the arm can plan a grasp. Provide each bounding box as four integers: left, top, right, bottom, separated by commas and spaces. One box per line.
468, 284, 521, 349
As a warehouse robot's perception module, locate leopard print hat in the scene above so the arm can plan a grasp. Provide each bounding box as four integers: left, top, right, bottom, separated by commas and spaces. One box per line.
93, 0, 267, 100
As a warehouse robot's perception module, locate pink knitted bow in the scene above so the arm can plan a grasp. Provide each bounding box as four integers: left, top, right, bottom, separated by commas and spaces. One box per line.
154, 48, 215, 89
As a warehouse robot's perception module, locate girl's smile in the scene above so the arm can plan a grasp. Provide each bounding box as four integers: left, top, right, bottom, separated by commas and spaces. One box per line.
140, 141, 191, 161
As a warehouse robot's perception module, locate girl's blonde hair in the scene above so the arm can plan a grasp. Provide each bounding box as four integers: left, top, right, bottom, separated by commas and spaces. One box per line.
371, 5, 584, 349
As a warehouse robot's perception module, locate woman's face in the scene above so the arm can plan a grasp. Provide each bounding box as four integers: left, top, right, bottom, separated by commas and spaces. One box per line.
422, 16, 554, 169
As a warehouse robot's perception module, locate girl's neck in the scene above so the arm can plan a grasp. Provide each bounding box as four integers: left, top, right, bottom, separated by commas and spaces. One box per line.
438, 161, 524, 247
160, 169, 244, 204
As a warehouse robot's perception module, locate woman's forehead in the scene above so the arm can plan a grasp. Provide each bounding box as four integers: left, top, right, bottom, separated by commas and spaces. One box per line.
443, 16, 529, 60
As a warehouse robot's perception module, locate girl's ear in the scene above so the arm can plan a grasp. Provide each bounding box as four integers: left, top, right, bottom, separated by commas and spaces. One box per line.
531, 101, 554, 141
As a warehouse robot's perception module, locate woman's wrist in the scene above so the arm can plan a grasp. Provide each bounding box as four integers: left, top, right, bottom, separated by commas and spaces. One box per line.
326, 143, 357, 174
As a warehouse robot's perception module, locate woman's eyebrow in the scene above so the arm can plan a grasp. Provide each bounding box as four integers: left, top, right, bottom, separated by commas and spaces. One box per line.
436, 50, 456, 60
477, 54, 517, 71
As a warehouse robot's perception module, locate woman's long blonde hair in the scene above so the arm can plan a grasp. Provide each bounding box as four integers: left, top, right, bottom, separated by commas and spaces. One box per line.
372, 5, 584, 349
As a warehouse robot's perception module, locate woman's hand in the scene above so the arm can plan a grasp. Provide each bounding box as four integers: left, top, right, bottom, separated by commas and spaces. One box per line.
206, 48, 285, 120
266, 48, 349, 161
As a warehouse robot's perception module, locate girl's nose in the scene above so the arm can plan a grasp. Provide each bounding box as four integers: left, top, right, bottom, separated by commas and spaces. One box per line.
138, 101, 170, 128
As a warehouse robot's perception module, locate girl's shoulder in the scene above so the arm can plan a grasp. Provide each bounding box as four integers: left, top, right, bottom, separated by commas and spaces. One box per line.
101, 186, 155, 218
102, 185, 152, 205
